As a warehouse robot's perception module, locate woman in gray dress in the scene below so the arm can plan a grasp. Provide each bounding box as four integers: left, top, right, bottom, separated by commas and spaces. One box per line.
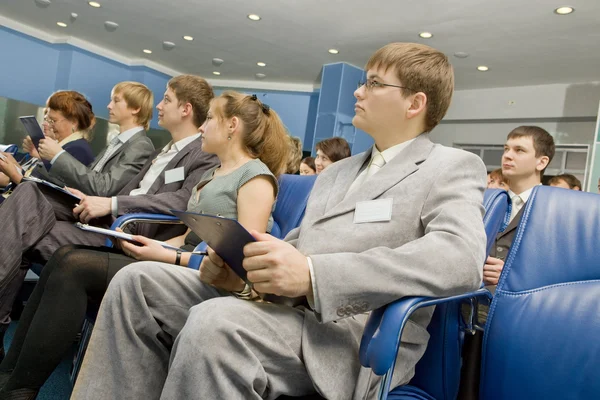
0, 91, 290, 399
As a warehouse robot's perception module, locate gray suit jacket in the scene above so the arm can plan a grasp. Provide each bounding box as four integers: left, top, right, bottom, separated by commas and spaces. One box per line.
285, 134, 487, 399
48, 130, 155, 197
114, 137, 218, 240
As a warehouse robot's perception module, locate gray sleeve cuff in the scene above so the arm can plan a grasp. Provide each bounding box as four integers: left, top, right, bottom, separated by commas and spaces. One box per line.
111, 197, 118, 217
50, 150, 66, 165
306, 256, 320, 313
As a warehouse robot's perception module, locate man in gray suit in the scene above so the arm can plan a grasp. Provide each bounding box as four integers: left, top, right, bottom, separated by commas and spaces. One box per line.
73, 43, 487, 400
0, 77, 217, 357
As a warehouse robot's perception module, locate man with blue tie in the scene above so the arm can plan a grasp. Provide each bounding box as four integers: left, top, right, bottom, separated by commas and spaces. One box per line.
73, 43, 488, 400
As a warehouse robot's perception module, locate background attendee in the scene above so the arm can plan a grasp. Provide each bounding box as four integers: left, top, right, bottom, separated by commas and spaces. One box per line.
285, 136, 303, 174
487, 168, 508, 190
548, 174, 581, 190
0, 91, 96, 188
299, 156, 316, 175
0, 90, 288, 398
314, 137, 351, 173
72, 42, 486, 400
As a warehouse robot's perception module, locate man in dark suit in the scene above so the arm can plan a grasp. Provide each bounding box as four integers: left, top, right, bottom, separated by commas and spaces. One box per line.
459, 125, 555, 400
0, 76, 217, 358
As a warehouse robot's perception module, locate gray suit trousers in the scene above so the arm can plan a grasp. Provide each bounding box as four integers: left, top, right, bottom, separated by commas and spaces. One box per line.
72, 262, 316, 400
0, 182, 104, 323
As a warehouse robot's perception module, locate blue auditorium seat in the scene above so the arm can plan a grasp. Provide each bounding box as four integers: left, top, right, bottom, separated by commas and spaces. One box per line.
359, 189, 510, 400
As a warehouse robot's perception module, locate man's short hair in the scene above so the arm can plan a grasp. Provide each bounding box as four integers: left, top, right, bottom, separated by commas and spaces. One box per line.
315, 137, 351, 162
507, 126, 555, 176
549, 174, 582, 190
167, 75, 214, 128
365, 42, 454, 133
112, 82, 154, 130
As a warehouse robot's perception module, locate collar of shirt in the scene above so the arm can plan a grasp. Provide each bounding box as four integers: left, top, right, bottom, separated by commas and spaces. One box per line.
117, 126, 144, 144
163, 133, 201, 153
370, 137, 417, 165
508, 183, 542, 204
58, 131, 84, 147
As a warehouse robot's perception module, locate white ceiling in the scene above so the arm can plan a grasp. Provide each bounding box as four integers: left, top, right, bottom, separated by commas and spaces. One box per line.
2, 0, 600, 91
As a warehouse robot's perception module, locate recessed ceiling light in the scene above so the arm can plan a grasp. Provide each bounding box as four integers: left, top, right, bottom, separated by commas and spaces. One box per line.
88, 1, 101, 8
143, 49, 152, 54
247, 14, 261, 21
183, 35, 194, 41
56, 22, 67, 27
477, 66, 489, 72
328, 49, 339, 54
104, 21, 119, 31
554, 6, 574, 15
162, 41, 176, 50
213, 71, 221, 76
419, 32, 433, 39
255, 73, 266, 80
257, 62, 266, 67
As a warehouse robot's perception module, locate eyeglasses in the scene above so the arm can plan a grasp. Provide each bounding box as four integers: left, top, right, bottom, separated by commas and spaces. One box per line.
44, 117, 66, 125
357, 79, 418, 93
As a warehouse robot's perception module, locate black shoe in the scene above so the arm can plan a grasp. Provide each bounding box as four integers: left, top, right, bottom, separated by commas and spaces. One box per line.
0, 388, 39, 400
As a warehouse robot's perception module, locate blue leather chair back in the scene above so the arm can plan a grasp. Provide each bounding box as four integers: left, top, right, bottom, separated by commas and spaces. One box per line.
270, 174, 317, 239
0, 144, 18, 154
480, 186, 600, 399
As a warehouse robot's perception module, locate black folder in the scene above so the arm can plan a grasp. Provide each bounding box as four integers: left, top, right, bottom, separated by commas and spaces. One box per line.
19, 116, 46, 148
170, 210, 255, 285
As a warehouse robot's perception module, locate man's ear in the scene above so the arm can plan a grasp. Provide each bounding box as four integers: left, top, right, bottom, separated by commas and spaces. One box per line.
536, 155, 550, 172
131, 107, 141, 116
406, 92, 427, 121
181, 102, 193, 118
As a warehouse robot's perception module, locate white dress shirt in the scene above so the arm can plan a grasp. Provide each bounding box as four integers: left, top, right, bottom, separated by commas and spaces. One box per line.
507, 184, 540, 223
308, 138, 416, 312
111, 133, 200, 216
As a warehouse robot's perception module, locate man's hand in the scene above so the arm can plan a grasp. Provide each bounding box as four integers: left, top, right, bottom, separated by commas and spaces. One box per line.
37, 138, 63, 161
243, 231, 312, 298
22, 136, 40, 159
199, 247, 245, 292
0, 153, 23, 184
483, 256, 504, 285
73, 195, 111, 223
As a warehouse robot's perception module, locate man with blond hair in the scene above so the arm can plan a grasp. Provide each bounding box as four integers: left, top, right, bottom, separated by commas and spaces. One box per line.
73, 44, 487, 399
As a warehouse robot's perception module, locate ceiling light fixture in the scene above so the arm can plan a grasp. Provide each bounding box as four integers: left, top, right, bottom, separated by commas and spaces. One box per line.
34, 0, 51, 8
255, 73, 266, 80
183, 35, 194, 41
143, 49, 152, 54
257, 62, 266, 67
554, 6, 574, 15
56, 22, 67, 27
477, 66, 489, 72
88, 1, 101, 8
213, 71, 221, 76
454, 52, 470, 58
328, 49, 339, 54
212, 58, 224, 66
104, 21, 119, 31
419, 32, 433, 39
162, 41, 176, 50
247, 14, 261, 21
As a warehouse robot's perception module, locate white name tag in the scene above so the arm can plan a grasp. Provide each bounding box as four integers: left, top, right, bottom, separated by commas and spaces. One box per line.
164, 166, 185, 184
354, 198, 393, 224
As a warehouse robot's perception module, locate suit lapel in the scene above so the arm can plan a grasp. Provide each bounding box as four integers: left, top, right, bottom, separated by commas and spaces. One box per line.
145, 138, 201, 194
497, 205, 525, 239
101, 130, 146, 169
316, 134, 434, 223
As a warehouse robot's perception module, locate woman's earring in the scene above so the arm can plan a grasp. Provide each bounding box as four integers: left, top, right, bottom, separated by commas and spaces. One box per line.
227, 136, 232, 140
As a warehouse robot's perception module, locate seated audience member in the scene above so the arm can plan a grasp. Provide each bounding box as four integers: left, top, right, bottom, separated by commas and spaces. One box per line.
486, 168, 508, 190
0, 91, 95, 189
0, 91, 288, 398
458, 125, 555, 400
286, 136, 303, 174
548, 173, 581, 190
299, 156, 316, 175
72, 42, 487, 400
314, 136, 351, 173
0, 76, 217, 359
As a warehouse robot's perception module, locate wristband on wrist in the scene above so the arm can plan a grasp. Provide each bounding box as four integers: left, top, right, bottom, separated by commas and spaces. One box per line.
175, 249, 182, 266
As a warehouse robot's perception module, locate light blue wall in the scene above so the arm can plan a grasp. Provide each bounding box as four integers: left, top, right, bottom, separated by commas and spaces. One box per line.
0, 26, 318, 141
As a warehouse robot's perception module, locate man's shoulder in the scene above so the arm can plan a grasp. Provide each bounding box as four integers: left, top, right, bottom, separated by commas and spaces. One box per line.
425, 143, 486, 172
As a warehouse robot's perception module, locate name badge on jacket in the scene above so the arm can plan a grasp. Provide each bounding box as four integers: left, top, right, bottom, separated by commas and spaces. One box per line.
354, 198, 393, 223
164, 167, 185, 184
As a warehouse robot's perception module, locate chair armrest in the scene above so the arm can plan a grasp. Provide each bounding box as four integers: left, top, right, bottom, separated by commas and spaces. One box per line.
359, 289, 493, 376
106, 213, 184, 247
188, 242, 208, 270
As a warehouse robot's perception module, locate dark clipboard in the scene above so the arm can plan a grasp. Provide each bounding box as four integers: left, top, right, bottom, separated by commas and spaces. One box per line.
22, 176, 81, 203
170, 210, 255, 285
19, 116, 46, 149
